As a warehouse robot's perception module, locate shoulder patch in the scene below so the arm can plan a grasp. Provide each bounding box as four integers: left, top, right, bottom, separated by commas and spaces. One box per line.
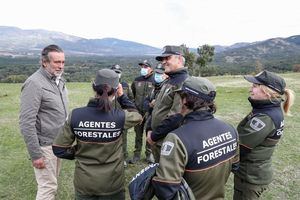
250, 117, 266, 131
161, 141, 174, 156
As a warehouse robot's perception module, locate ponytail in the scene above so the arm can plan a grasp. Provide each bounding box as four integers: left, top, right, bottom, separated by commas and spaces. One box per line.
92, 84, 115, 112
283, 88, 295, 116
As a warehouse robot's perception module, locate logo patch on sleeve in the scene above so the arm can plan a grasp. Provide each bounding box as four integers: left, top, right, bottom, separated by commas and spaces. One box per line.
250, 117, 266, 131
161, 141, 174, 156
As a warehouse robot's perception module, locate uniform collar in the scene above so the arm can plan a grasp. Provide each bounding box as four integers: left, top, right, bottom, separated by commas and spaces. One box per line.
248, 97, 282, 109
183, 109, 214, 123
166, 67, 188, 77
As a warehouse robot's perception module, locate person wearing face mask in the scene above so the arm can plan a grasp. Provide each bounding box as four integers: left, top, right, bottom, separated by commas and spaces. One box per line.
146, 45, 189, 163
129, 60, 156, 164
19, 44, 68, 200
144, 64, 169, 135
111, 64, 134, 166
52, 69, 142, 200
233, 70, 295, 200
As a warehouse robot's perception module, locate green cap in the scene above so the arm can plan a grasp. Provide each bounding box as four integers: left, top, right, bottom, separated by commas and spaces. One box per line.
94, 69, 119, 88
156, 45, 184, 61
176, 76, 216, 102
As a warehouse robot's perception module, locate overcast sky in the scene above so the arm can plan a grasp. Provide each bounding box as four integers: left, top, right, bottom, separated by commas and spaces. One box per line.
1, 0, 300, 48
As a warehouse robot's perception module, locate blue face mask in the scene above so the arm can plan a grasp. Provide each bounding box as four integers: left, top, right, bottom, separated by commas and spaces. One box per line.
154, 73, 165, 83
140, 68, 148, 76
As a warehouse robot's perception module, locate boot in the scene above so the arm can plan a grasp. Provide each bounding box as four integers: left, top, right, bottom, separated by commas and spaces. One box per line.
128, 154, 141, 164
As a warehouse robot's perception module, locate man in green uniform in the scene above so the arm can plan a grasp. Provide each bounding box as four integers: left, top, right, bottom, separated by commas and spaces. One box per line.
152, 76, 239, 200
147, 45, 189, 162
129, 60, 155, 164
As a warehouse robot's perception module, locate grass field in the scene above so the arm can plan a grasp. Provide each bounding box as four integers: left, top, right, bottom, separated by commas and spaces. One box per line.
0, 73, 299, 200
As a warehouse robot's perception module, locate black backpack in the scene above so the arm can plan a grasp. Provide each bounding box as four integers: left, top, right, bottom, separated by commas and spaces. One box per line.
128, 163, 195, 200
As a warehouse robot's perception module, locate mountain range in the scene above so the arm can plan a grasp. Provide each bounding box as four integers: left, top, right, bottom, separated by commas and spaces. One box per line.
1, 26, 300, 70
0, 26, 160, 56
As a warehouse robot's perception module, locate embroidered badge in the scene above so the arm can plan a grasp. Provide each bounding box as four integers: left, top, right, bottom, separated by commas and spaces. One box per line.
161, 141, 174, 156
250, 117, 266, 131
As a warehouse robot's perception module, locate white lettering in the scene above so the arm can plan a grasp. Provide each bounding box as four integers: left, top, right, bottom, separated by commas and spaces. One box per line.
203, 131, 233, 148
197, 142, 237, 164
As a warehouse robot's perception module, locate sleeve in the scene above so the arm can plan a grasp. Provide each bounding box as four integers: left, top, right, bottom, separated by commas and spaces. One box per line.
131, 81, 136, 99
150, 114, 184, 142
145, 114, 153, 132
143, 95, 151, 113
166, 91, 182, 118
152, 133, 188, 200
237, 114, 275, 156
124, 110, 143, 130
231, 127, 240, 172
117, 94, 136, 110
52, 112, 76, 160
19, 80, 43, 160
126, 83, 134, 100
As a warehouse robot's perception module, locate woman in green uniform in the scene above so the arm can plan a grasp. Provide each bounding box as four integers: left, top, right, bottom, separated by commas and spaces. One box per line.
234, 70, 295, 199
52, 69, 142, 200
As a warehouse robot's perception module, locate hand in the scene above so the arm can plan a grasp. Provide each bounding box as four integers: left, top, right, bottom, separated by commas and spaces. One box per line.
147, 131, 155, 145
149, 100, 155, 108
116, 83, 124, 97
180, 102, 191, 116
32, 157, 46, 169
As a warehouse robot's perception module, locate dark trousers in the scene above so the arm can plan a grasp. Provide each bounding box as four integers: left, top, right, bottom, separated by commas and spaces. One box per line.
233, 175, 268, 200
122, 129, 128, 159
75, 190, 125, 200
133, 117, 152, 157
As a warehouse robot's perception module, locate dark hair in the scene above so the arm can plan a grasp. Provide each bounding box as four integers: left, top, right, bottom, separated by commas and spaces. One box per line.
180, 92, 217, 113
92, 84, 116, 112
41, 44, 64, 63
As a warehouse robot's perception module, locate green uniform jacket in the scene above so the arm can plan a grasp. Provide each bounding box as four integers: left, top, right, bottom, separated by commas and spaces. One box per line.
150, 68, 188, 150
235, 98, 284, 185
150, 68, 188, 130
53, 97, 142, 196
152, 110, 239, 200
131, 73, 154, 114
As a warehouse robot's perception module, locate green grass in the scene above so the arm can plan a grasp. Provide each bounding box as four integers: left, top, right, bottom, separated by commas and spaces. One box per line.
0, 73, 299, 199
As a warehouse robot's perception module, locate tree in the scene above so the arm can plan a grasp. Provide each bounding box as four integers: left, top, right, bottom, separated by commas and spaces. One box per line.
292, 64, 300, 72
180, 44, 196, 75
255, 60, 264, 73
195, 44, 215, 76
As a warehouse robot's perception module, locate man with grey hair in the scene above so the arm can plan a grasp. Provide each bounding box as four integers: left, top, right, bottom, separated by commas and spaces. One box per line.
19, 44, 68, 200
146, 45, 189, 162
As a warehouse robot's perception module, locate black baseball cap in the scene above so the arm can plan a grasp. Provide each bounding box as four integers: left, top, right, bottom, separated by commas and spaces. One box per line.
138, 60, 152, 68
156, 45, 184, 61
244, 70, 286, 95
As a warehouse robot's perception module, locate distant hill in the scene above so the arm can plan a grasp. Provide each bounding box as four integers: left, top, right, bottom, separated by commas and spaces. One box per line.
212, 35, 300, 73
0, 26, 160, 56
1, 26, 300, 74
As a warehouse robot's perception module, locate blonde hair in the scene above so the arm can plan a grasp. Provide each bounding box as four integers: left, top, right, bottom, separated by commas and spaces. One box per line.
260, 85, 295, 116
